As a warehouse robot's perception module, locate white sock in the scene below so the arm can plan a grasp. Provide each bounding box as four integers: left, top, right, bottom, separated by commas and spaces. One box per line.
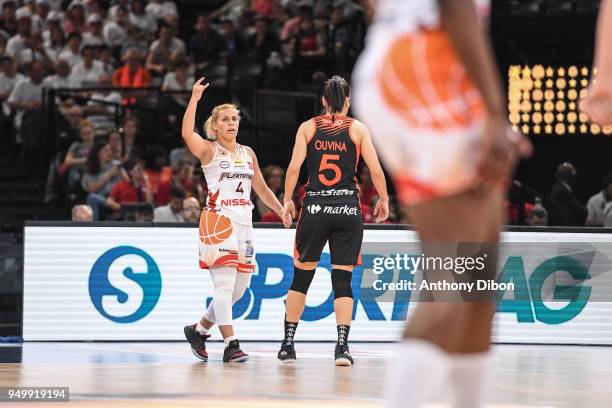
449, 352, 491, 408
195, 322, 209, 335
224, 335, 237, 346
385, 340, 449, 408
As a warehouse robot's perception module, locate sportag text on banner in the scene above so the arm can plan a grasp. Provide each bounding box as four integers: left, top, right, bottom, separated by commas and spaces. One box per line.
23, 226, 612, 343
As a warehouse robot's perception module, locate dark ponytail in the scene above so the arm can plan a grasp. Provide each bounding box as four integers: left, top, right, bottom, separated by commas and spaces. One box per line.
322, 75, 350, 122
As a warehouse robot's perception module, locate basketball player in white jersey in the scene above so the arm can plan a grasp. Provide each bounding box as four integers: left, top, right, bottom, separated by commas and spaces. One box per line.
181, 77, 291, 362
354, 0, 531, 407
583, 0, 612, 125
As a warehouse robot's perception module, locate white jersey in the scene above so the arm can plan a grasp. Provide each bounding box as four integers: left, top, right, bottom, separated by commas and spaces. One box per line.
202, 142, 254, 226
372, 0, 490, 34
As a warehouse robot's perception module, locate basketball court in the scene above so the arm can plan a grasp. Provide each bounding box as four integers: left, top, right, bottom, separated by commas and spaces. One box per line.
1, 341, 611, 407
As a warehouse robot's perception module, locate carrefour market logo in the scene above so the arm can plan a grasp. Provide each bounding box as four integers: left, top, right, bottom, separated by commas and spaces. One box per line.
89, 246, 162, 323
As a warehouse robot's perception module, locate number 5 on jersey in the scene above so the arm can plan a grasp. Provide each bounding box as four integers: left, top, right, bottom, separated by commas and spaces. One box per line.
319, 154, 341, 186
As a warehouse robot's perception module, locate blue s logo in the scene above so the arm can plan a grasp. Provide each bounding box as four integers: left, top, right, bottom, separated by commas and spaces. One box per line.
89, 246, 162, 323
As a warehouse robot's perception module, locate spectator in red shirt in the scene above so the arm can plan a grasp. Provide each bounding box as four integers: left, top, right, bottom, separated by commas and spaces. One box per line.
358, 165, 378, 209
106, 157, 153, 215
252, 0, 282, 18
143, 145, 172, 202
294, 182, 306, 212
188, 165, 207, 206
156, 159, 193, 205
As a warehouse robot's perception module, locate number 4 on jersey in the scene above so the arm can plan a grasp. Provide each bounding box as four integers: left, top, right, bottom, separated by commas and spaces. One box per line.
236, 182, 244, 194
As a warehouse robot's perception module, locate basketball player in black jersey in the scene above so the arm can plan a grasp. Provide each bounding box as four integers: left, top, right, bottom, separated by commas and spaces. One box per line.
278, 76, 390, 365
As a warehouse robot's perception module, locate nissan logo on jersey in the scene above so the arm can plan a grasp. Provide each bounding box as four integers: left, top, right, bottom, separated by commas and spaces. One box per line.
220, 199, 253, 206
219, 161, 230, 169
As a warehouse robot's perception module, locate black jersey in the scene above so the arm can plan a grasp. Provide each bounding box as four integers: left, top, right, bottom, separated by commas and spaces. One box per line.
305, 114, 360, 202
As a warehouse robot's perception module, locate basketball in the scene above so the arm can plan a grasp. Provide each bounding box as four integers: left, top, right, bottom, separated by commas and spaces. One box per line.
199, 210, 233, 245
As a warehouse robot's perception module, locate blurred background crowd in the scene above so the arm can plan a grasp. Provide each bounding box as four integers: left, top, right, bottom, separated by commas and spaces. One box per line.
0, 0, 610, 228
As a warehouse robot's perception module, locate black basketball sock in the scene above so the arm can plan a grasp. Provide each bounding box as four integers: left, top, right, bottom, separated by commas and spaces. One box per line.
337, 324, 350, 346
283, 320, 298, 346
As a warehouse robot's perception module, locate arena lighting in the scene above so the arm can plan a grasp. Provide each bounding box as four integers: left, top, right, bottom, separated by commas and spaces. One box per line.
508, 64, 612, 135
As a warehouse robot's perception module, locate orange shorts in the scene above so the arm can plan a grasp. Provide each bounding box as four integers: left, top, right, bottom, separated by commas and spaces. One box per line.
353, 27, 486, 205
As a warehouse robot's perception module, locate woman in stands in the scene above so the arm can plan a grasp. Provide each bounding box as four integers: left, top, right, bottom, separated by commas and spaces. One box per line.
278, 76, 389, 365
182, 77, 291, 362
353, 0, 531, 406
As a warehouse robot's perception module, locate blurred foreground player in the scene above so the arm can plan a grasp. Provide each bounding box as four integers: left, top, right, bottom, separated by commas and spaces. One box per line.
278, 76, 389, 365
583, 0, 612, 125
353, 0, 531, 406
181, 78, 290, 362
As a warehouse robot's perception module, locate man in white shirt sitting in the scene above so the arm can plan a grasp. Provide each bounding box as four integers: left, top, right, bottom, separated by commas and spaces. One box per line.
42, 58, 74, 89
82, 13, 105, 46
58, 31, 83, 66
586, 173, 612, 226
153, 186, 185, 222
8, 59, 45, 131
0, 56, 25, 116
70, 44, 104, 87
6, 10, 32, 58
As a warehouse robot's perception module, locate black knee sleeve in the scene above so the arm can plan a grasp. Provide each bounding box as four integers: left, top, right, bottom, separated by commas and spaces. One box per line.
289, 267, 315, 294
331, 269, 353, 299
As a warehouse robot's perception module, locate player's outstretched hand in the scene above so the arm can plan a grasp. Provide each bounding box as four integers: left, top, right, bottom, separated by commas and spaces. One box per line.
582, 84, 612, 126
191, 77, 210, 102
282, 200, 296, 228
477, 116, 532, 186
373, 198, 389, 223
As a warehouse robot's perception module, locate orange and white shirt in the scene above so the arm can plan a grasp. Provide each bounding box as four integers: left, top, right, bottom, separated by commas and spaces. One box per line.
201, 142, 254, 226
372, 0, 490, 34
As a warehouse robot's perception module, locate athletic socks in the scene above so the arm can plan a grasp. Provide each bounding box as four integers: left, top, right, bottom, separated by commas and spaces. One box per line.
223, 335, 237, 346
283, 320, 298, 345
195, 322, 209, 336
448, 352, 491, 408
337, 324, 350, 345
385, 340, 449, 408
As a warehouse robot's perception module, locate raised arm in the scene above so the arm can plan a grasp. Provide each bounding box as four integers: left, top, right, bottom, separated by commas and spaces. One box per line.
181, 77, 215, 164
354, 120, 389, 223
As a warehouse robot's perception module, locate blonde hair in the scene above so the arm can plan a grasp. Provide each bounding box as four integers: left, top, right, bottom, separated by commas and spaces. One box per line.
204, 103, 240, 141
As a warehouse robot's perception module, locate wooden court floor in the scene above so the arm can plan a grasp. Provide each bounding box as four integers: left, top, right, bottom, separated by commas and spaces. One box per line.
1, 342, 611, 407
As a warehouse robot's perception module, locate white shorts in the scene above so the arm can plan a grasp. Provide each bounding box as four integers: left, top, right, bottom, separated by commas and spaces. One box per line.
353, 26, 487, 205
198, 210, 255, 273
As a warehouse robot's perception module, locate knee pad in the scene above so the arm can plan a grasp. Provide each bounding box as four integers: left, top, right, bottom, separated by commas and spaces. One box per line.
289, 267, 315, 294
331, 269, 353, 299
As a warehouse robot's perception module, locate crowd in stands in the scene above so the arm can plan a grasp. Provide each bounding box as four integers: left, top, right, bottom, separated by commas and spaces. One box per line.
3, 1, 612, 227
0, 0, 374, 223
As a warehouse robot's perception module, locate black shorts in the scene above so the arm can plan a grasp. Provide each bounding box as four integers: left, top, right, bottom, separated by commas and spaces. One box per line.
294, 200, 364, 265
